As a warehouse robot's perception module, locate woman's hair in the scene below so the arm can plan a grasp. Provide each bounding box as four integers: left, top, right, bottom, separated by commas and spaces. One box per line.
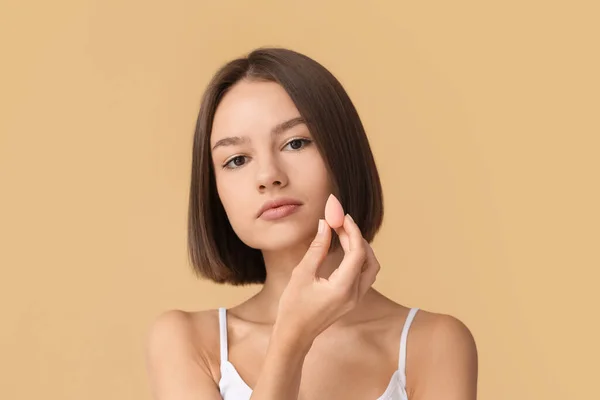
187, 47, 384, 285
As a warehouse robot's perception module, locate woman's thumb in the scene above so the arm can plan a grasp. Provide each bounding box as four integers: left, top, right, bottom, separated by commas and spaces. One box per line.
300, 219, 332, 275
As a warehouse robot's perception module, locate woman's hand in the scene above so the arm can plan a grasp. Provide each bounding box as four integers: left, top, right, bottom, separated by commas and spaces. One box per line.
275, 194, 381, 344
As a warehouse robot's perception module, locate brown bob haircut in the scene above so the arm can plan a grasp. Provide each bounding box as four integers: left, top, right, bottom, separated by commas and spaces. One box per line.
187, 47, 384, 285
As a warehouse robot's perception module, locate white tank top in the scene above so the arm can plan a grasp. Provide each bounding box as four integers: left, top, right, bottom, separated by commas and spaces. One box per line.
218, 307, 419, 400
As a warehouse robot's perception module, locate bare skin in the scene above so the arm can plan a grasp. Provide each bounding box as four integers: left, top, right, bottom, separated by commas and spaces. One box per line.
146, 234, 478, 399
145, 80, 478, 399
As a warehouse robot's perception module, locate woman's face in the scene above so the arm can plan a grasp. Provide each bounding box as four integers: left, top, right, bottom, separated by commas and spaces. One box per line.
210, 80, 333, 251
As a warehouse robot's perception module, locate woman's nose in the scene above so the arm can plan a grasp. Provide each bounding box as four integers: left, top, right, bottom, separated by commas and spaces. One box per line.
255, 158, 288, 191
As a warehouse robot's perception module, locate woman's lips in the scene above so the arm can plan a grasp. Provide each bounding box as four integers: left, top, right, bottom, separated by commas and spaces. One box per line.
259, 204, 302, 220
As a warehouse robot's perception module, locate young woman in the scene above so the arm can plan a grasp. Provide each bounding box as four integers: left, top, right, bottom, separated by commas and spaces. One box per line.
146, 47, 478, 400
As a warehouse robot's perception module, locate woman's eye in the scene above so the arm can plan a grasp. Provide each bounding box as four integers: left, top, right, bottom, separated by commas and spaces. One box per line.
223, 155, 246, 169
284, 138, 312, 150
222, 139, 311, 170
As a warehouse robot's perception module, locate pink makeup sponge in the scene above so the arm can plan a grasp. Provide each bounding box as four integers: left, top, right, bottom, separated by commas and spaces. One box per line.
324, 194, 345, 229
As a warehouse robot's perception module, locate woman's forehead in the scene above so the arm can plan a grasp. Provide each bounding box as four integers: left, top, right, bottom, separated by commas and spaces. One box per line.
210, 81, 303, 144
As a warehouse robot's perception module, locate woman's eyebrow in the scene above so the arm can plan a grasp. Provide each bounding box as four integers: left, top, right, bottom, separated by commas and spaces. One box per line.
211, 116, 306, 151
271, 116, 305, 136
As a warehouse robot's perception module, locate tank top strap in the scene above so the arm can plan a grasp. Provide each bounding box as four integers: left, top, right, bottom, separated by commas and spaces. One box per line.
218, 307, 228, 369
398, 307, 419, 386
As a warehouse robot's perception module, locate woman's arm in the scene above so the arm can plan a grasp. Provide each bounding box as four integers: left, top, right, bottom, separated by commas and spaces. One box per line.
248, 323, 314, 398
246, 214, 380, 399
411, 315, 478, 400
145, 310, 223, 400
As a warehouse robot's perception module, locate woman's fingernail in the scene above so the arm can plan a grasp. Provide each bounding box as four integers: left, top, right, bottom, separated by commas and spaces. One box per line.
346, 214, 354, 223
318, 219, 325, 234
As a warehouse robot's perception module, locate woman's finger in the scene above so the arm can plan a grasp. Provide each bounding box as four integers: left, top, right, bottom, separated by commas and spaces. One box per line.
330, 214, 367, 288
358, 239, 380, 297
333, 225, 350, 251
298, 219, 333, 276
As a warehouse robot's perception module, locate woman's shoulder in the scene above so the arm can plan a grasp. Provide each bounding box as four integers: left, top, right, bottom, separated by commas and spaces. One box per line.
409, 307, 475, 341
147, 307, 222, 352
147, 308, 220, 339
376, 294, 474, 345
372, 294, 475, 342
145, 308, 223, 382
404, 307, 478, 394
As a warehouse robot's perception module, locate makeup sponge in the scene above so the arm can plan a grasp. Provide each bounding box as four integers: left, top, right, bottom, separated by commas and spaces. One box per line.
324, 194, 345, 229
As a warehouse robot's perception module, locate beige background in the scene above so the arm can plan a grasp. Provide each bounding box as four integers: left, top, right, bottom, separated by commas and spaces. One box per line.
1, 1, 598, 399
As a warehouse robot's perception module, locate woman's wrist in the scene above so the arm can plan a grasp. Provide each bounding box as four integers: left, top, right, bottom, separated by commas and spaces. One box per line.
270, 319, 315, 357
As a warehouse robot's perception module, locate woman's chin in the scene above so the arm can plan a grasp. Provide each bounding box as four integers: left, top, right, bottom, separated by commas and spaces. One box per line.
246, 227, 314, 253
